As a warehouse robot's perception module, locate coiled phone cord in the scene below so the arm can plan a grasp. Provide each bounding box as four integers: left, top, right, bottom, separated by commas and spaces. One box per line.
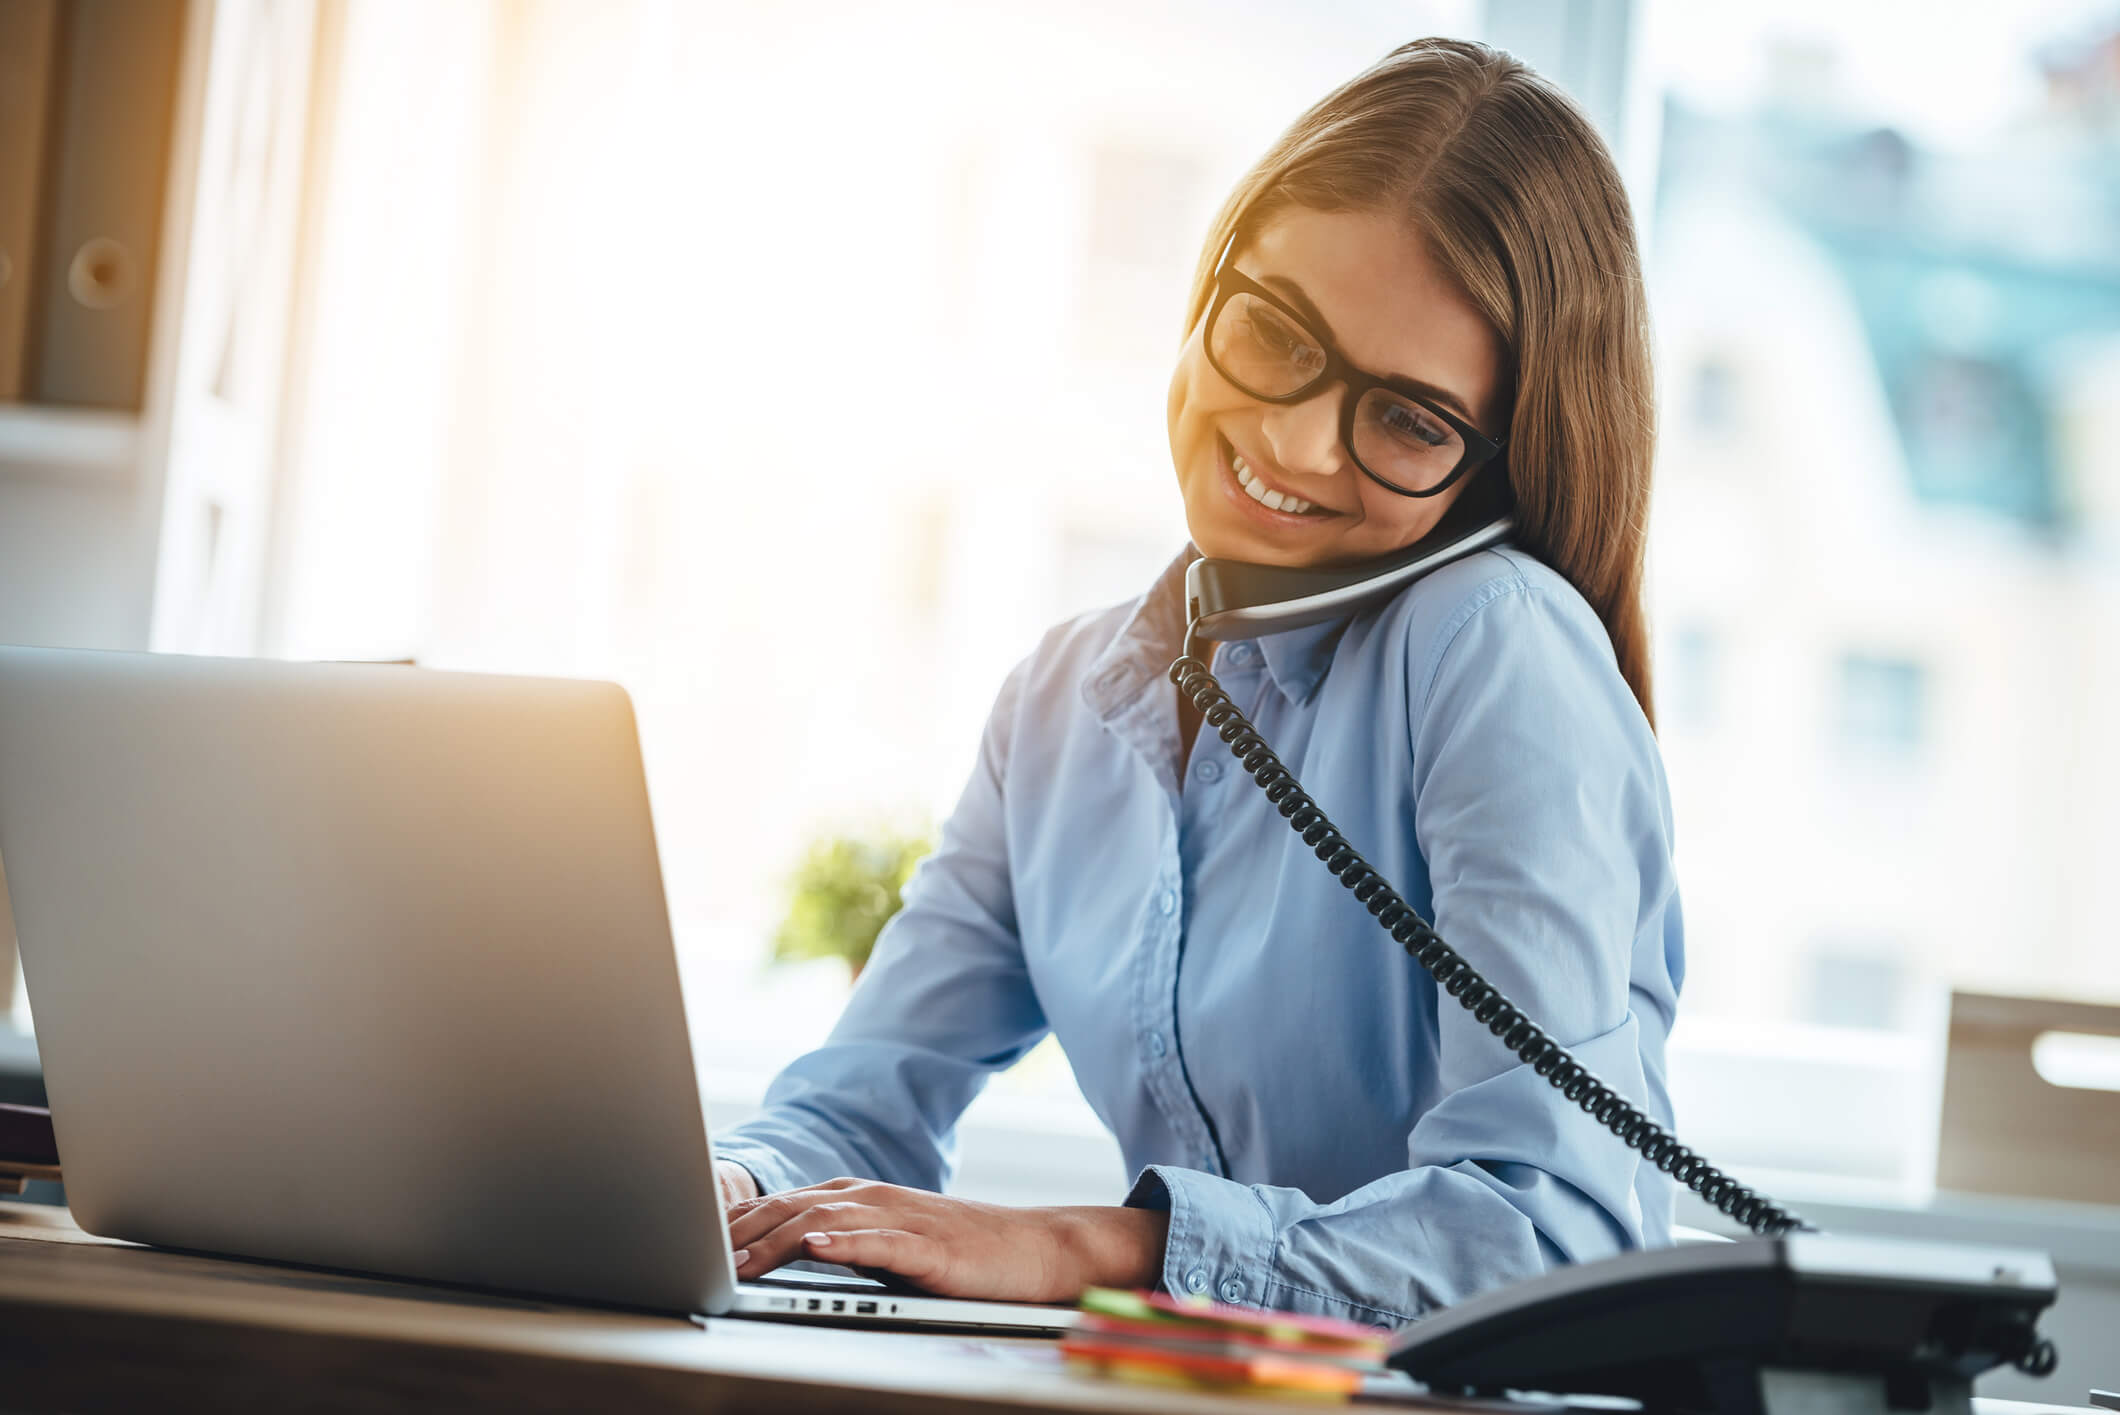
1169, 648, 1809, 1240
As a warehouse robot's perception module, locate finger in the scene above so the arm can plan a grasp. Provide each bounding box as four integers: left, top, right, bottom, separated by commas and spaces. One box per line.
732, 1201, 876, 1280
726, 1176, 868, 1227
727, 1178, 897, 1245
803, 1229, 946, 1289
732, 1216, 824, 1281
728, 1190, 844, 1249
725, 1192, 788, 1245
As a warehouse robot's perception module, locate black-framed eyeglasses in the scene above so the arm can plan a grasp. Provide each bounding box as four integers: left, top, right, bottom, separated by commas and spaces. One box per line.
1202, 241, 1505, 499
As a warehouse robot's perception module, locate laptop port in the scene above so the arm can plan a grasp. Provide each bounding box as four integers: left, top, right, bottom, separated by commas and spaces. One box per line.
856, 1301, 878, 1315
807, 1299, 820, 1311
832, 1299, 846, 1312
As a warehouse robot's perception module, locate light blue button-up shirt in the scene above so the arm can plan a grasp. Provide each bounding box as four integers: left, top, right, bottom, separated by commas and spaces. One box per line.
714, 544, 1683, 1324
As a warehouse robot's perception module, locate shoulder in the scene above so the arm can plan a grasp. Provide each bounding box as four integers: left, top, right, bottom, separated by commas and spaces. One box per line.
1367, 547, 1616, 707
977, 582, 1163, 750
1010, 593, 1147, 701
1034, 593, 1145, 671
1349, 547, 1656, 780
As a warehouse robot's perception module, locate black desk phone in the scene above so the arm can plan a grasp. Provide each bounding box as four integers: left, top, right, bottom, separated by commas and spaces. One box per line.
1176, 474, 2059, 1415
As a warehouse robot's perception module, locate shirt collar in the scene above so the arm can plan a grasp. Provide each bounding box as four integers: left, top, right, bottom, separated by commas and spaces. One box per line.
1252, 609, 1347, 704
1082, 544, 1348, 717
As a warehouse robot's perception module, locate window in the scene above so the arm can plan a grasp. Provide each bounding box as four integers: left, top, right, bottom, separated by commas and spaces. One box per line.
1665, 623, 1721, 733
1641, 0, 2120, 1189
1832, 653, 1929, 757
1687, 356, 1740, 439
1802, 940, 1913, 1031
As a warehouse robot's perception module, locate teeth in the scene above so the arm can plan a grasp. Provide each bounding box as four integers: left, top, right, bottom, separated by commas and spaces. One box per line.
1231, 453, 1315, 514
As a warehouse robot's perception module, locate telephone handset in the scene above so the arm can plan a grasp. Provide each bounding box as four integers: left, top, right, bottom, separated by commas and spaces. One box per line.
1184, 461, 1517, 650
1172, 478, 2059, 1414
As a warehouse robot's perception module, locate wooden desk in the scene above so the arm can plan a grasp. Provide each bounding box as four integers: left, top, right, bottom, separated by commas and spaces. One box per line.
0, 1202, 2103, 1415
0, 1201, 1382, 1413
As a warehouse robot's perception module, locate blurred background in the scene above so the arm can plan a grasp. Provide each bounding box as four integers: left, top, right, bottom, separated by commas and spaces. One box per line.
3, 0, 2119, 1361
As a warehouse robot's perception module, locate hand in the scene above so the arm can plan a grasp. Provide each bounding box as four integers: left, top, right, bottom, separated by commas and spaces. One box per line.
715, 1159, 760, 1213
725, 1177, 1171, 1304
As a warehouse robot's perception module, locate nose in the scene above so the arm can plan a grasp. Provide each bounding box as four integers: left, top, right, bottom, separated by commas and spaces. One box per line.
1257, 384, 1349, 486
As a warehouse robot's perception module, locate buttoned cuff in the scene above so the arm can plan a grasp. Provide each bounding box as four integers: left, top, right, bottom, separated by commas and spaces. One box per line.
1124, 1164, 1277, 1309
709, 1137, 807, 1199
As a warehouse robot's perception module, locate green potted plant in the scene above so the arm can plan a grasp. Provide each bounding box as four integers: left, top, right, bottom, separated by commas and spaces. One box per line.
770, 824, 934, 981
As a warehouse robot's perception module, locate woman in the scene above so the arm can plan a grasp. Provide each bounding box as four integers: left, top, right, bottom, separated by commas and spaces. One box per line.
712, 35, 1679, 1325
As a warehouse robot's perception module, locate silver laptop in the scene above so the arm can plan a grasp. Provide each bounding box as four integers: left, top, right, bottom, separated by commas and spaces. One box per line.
0, 644, 1073, 1334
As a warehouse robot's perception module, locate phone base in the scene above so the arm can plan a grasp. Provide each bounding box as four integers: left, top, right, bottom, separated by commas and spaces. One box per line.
1387, 1235, 2055, 1414
1729, 1367, 1973, 1415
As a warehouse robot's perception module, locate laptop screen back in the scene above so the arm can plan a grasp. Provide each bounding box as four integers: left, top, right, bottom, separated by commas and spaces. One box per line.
0, 646, 733, 1314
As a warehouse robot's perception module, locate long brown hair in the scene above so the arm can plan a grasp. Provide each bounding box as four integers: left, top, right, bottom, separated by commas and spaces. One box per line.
1184, 37, 1658, 725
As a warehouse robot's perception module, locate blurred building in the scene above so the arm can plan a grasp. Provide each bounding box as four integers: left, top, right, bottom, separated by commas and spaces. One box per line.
1647, 25, 2120, 1042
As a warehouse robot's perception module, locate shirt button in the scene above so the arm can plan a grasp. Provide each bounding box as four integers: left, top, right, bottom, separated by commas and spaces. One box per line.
1185, 1267, 1209, 1294
1219, 1277, 1245, 1305
1157, 889, 1177, 916
1147, 1032, 1167, 1058
1194, 759, 1222, 783
1226, 642, 1256, 665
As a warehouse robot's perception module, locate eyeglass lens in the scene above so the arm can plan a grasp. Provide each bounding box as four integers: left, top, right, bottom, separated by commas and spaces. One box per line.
1209, 290, 1465, 494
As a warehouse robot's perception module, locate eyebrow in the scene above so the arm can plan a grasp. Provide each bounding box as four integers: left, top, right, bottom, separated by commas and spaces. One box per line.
1257, 271, 1480, 425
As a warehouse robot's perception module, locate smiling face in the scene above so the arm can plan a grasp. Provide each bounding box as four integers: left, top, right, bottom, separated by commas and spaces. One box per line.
1167, 206, 1509, 566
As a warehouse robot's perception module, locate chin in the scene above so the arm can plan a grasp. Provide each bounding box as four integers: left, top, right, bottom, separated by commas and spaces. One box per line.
1185, 498, 1268, 564
1194, 524, 1333, 569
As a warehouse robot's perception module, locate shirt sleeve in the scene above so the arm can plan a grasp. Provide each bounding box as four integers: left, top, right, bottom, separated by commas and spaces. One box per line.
1127, 574, 1679, 1324
712, 657, 1049, 1197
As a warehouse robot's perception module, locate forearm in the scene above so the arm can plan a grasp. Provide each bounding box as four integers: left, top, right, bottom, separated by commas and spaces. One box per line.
717, 1030, 1029, 1195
